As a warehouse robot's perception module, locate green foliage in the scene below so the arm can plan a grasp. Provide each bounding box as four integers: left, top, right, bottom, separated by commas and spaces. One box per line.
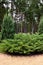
38, 16, 43, 34
0, 33, 43, 55
0, 4, 6, 26
1, 14, 14, 39
0, 0, 43, 33
0, 32, 2, 41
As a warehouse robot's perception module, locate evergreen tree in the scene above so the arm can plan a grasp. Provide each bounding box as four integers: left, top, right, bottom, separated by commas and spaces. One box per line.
1, 14, 14, 39
38, 16, 43, 34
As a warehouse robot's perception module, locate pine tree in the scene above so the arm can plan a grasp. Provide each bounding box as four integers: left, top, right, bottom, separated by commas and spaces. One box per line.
38, 16, 43, 34
1, 14, 14, 39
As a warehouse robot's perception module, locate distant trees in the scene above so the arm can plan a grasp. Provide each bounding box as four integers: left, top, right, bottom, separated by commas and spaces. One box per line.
12, 0, 43, 33
0, 0, 43, 33
0, 1, 6, 31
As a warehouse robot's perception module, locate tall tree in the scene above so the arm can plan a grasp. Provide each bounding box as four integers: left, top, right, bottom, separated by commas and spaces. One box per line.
0, 0, 6, 31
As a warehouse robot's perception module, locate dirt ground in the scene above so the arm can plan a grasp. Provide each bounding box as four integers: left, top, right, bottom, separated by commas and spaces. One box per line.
0, 53, 43, 65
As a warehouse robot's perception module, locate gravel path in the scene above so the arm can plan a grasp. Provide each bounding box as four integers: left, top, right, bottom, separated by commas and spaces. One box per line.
0, 53, 43, 65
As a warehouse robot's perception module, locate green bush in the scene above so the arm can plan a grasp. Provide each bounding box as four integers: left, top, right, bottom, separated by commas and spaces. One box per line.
0, 32, 1, 39
0, 33, 43, 55
38, 16, 43, 34
1, 14, 14, 39
0, 32, 2, 42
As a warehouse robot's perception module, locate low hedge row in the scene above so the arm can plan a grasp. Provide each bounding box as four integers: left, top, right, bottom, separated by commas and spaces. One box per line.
0, 33, 43, 55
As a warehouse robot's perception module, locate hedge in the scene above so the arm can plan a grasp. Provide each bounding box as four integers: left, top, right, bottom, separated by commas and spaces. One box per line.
0, 33, 43, 55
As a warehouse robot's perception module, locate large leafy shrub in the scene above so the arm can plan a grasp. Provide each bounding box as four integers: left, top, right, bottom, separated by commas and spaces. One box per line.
38, 16, 43, 34
0, 33, 43, 55
1, 14, 14, 39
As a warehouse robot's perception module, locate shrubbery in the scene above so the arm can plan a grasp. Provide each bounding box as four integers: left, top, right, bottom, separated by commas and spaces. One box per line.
1, 14, 14, 39
0, 32, 1, 38
0, 33, 43, 55
38, 16, 43, 34
0, 32, 2, 41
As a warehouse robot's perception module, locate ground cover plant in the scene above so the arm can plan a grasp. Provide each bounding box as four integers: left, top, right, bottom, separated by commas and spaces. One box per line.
0, 33, 43, 55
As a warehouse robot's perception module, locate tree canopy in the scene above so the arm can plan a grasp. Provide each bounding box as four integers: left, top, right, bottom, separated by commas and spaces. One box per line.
0, 0, 43, 33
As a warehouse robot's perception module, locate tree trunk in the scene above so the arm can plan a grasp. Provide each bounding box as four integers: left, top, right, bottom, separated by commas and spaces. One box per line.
31, 22, 34, 34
